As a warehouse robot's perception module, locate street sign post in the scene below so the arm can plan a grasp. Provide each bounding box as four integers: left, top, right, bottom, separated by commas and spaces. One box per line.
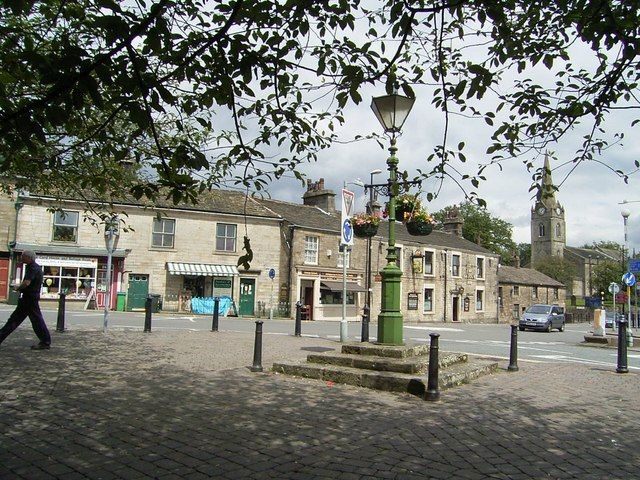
340, 188, 355, 342
622, 273, 636, 333
609, 282, 620, 332
268, 268, 275, 320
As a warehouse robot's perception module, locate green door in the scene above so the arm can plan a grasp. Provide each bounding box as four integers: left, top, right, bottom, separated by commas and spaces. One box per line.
127, 274, 149, 310
239, 278, 255, 316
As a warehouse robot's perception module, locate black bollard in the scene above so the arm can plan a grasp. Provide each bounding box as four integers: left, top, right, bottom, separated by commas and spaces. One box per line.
616, 320, 629, 373
361, 304, 370, 343
250, 320, 264, 372
144, 296, 152, 333
508, 324, 519, 372
425, 333, 440, 401
294, 302, 302, 337
56, 292, 66, 333
212, 297, 220, 332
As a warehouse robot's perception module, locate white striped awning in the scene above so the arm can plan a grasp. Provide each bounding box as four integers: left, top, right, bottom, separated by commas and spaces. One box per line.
166, 262, 239, 276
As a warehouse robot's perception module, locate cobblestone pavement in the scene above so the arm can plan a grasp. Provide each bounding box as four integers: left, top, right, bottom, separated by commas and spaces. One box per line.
1, 327, 639, 479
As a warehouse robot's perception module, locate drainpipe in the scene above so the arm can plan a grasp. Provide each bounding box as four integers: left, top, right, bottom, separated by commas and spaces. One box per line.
286, 225, 296, 316
8, 193, 25, 288
443, 249, 448, 323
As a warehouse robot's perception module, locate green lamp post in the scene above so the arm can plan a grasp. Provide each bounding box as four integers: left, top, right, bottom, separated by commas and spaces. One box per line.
370, 90, 416, 345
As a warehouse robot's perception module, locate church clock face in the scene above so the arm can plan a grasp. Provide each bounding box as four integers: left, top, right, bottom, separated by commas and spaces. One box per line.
555, 207, 562, 215
536, 206, 546, 215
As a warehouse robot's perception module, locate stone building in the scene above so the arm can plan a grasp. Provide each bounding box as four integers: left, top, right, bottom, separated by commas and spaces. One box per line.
498, 264, 566, 322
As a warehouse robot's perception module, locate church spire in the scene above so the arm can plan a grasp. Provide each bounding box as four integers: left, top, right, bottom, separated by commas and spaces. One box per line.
536, 152, 557, 209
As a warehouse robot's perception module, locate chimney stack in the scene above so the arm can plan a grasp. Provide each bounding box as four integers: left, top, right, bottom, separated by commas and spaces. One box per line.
303, 178, 336, 212
442, 205, 464, 237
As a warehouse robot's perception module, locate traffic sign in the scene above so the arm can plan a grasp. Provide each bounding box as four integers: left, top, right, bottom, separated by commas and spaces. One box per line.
609, 282, 620, 294
622, 272, 636, 287
340, 188, 355, 246
629, 259, 640, 272
268, 268, 276, 280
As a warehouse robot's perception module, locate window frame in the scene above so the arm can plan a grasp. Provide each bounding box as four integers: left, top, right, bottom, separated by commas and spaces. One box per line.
423, 285, 435, 313
423, 249, 435, 276
304, 236, 319, 265
475, 288, 484, 312
337, 246, 350, 268
513, 285, 520, 296
151, 217, 176, 249
539, 223, 545, 237
451, 252, 461, 278
52, 210, 80, 243
476, 256, 485, 279
215, 223, 237, 252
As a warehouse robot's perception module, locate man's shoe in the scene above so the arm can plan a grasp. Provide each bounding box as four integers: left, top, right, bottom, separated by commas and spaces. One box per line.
30, 343, 50, 350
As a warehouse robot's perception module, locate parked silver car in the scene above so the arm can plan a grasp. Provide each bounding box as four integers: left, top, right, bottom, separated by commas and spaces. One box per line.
519, 304, 565, 332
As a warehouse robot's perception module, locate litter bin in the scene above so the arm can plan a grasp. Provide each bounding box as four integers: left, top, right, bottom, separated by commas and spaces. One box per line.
116, 292, 127, 312
148, 294, 162, 313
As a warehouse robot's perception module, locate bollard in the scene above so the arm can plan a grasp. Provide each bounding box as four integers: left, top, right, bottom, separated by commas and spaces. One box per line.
211, 297, 220, 332
294, 302, 302, 337
425, 333, 440, 401
616, 320, 629, 373
250, 320, 264, 372
508, 324, 519, 372
361, 304, 370, 343
144, 296, 152, 333
56, 292, 66, 333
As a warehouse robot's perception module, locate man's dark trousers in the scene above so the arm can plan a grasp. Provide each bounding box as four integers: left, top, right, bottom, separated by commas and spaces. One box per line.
0, 296, 51, 345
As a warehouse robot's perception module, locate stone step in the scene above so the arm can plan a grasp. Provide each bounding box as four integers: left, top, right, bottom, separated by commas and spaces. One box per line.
341, 343, 430, 358
306, 351, 467, 374
272, 358, 499, 397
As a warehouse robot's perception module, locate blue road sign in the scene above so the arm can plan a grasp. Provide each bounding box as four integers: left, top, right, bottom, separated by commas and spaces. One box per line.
268, 268, 276, 280
622, 272, 636, 287
629, 259, 640, 272
342, 219, 353, 245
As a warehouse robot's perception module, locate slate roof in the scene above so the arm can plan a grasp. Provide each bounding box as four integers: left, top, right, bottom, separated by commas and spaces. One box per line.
498, 265, 565, 287
564, 246, 616, 261
258, 198, 495, 255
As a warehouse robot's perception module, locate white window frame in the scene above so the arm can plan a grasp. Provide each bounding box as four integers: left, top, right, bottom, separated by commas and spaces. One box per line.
451, 252, 461, 278
304, 236, 319, 265
476, 256, 485, 279
475, 288, 484, 312
423, 285, 435, 313
52, 210, 80, 243
152, 217, 176, 248
216, 223, 237, 252
423, 249, 435, 276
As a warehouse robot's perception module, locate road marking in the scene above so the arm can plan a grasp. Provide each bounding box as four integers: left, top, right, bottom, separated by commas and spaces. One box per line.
530, 354, 640, 370
405, 326, 464, 332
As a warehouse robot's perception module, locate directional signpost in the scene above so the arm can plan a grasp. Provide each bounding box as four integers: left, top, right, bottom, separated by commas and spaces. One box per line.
609, 282, 620, 332
622, 272, 636, 334
268, 268, 276, 320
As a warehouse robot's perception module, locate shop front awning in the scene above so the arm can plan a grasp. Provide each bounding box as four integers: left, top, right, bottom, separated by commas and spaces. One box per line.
166, 262, 239, 276
320, 281, 367, 293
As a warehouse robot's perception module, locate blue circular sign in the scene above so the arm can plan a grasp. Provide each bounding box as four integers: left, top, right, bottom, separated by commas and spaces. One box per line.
268, 268, 276, 280
342, 219, 353, 243
622, 272, 636, 287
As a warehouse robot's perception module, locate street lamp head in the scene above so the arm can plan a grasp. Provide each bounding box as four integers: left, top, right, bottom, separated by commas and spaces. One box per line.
370, 168, 383, 176
621, 209, 631, 219
370, 93, 416, 134
104, 215, 120, 252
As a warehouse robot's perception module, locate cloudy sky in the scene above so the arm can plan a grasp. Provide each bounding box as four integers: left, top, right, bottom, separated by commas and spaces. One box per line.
260, 82, 640, 257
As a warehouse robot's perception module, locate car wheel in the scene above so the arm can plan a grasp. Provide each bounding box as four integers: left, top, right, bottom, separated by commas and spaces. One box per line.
559, 322, 565, 332
546, 322, 552, 333
519, 326, 525, 331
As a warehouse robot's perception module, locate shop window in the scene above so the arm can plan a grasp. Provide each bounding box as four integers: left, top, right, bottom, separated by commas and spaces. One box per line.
423, 287, 434, 312
320, 288, 355, 305
304, 236, 319, 264
42, 262, 96, 300
152, 218, 175, 248
337, 247, 350, 268
52, 210, 79, 242
216, 223, 237, 252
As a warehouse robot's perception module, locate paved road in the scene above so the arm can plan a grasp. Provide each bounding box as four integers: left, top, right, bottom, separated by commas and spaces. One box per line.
2, 304, 638, 372
1, 325, 639, 479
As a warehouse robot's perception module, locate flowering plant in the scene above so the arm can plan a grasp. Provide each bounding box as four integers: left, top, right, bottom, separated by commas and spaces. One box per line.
385, 193, 421, 221
406, 208, 434, 224
351, 212, 381, 227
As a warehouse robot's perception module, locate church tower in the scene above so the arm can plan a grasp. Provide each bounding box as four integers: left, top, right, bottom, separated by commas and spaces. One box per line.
530, 154, 566, 265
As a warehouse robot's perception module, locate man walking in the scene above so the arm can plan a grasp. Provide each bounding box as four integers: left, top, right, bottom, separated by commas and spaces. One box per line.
0, 250, 51, 349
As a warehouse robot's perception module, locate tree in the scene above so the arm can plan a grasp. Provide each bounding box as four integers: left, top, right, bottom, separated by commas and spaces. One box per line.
581, 241, 623, 252
591, 260, 625, 298
516, 243, 531, 267
434, 202, 516, 264
533, 255, 577, 288
1, 1, 638, 210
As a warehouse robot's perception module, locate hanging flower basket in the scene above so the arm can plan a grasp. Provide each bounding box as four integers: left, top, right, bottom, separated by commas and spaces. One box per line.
405, 208, 434, 236
353, 222, 379, 238
351, 212, 380, 238
388, 194, 421, 222
406, 220, 433, 236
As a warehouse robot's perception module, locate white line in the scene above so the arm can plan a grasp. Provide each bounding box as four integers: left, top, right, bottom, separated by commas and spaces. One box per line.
405, 326, 464, 332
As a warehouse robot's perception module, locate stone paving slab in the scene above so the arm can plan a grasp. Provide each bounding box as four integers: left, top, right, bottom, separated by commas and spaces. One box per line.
1, 328, 639, 479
